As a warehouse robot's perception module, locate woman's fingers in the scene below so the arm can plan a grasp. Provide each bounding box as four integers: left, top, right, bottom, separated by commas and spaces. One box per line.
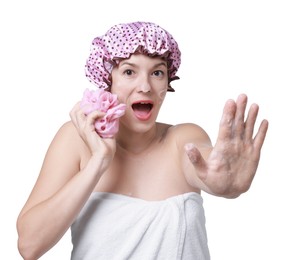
85, 110, 105, 131
217, 99, 236, 142
69, 102, 82, 126
217, 94, 264, 143
244, 103, 259, 142
233, 94, 248, 138
253, 119, 269, 151
69, 101, 106, 144
185, 143, 208, 181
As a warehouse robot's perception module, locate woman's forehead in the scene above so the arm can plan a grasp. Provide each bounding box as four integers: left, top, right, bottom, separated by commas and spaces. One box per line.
118, 54, 168, 66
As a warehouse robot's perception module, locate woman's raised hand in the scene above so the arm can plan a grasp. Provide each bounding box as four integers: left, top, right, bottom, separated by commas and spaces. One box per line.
70, 102, 116, 171
185, 94, 269, 198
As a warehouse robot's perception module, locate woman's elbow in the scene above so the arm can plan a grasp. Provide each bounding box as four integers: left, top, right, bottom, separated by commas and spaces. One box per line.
17, 237, 40, 260
17, 221, 43, 260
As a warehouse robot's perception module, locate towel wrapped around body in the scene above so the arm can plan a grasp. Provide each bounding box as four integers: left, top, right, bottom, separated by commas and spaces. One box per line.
70, 192, 210, 260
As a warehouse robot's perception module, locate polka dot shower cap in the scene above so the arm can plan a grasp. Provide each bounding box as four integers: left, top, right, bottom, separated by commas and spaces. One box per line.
85, 21, 181, 92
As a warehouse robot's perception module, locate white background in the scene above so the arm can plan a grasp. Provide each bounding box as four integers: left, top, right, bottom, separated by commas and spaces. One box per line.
1, 0, 288, 259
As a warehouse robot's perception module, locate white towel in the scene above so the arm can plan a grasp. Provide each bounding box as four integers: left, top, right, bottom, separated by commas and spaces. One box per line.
70, 192, 210, 260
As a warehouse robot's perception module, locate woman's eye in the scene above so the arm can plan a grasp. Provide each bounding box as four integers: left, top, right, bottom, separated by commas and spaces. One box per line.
153, 70, 164, 77
124, 69, 133, 76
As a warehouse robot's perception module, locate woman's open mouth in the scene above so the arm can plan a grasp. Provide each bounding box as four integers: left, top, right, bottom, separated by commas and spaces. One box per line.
132, 101, 154, 121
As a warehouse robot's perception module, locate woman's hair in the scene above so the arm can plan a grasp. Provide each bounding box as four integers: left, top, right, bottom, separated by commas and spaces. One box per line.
85, 21, 181, 91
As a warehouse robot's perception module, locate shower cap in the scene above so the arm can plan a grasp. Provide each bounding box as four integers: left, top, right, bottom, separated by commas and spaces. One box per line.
85, 21, 181, 92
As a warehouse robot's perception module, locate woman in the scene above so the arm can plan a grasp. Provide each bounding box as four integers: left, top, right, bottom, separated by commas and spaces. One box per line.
17, 21, 268, 260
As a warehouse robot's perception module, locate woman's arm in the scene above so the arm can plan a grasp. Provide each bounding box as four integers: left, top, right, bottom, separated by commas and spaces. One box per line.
17, 104, 116, 259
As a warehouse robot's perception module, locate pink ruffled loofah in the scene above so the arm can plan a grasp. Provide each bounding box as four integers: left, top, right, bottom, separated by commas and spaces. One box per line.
80, 88, 126, 138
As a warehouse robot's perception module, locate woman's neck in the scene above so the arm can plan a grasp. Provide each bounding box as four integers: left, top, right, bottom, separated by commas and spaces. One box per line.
116, 123, 160, 155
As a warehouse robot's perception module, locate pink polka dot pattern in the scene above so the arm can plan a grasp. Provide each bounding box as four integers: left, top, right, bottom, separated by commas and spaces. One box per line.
85, 21, 181, 91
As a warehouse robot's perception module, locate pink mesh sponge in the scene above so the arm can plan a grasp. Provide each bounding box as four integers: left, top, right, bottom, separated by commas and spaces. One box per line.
85, 21, 181, 91
80, 88, 126, 138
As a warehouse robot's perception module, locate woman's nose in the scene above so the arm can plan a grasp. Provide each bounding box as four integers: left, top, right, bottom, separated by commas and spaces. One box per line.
137, 75, 151, 93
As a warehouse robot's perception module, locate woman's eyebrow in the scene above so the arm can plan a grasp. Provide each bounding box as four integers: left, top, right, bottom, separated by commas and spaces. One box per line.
153, 62, 167, 68
119, 61, 137, 67
119, 61, 167, 68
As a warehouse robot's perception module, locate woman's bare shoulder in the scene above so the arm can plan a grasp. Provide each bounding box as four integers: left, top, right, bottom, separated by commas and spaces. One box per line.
55, 120, 77, 137
52, 121, 83, 145
167, 123, 212, 148
167, 122, 210, 137
45, 120, 86, 160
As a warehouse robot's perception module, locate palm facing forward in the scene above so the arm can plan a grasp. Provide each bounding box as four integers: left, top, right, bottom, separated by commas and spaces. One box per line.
185, 94, 269, 198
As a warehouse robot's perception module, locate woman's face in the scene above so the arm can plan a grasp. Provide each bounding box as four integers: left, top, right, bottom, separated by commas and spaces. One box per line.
110, 54, 168, 133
